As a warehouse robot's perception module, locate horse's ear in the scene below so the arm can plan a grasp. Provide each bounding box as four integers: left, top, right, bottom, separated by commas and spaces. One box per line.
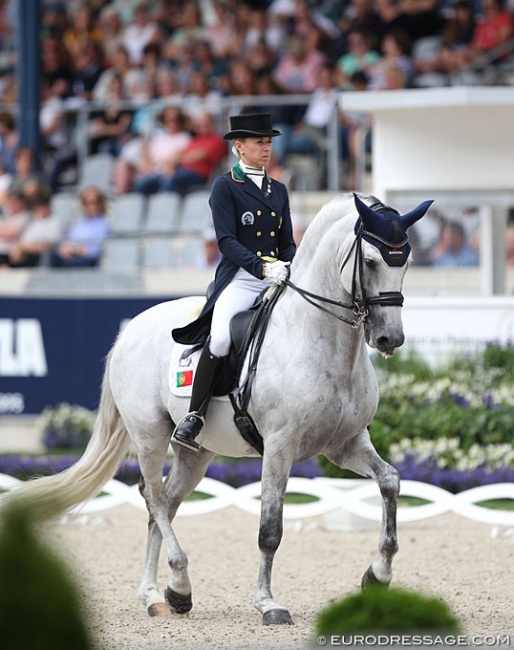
353, 193, 382, 230
400, 200, 434, 229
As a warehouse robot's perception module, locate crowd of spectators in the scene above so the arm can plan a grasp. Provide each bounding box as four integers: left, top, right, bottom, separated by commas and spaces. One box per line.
0, 0, 514, 269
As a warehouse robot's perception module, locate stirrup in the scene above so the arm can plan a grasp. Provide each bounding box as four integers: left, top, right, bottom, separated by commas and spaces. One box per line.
171, 412, 205, 452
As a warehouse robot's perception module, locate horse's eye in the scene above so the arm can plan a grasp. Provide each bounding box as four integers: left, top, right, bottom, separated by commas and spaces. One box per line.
364, 258, 376, 269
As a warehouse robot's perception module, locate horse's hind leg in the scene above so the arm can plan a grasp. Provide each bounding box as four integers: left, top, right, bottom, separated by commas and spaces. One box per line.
161, 446, 214, 614
134, 421, 213, 616
325, 428, 400, 588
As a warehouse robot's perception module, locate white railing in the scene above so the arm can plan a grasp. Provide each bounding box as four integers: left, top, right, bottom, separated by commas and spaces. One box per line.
1, 474, 513, 527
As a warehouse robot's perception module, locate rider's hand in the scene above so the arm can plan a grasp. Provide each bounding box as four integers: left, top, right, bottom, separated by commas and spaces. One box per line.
264, 260, 290, 285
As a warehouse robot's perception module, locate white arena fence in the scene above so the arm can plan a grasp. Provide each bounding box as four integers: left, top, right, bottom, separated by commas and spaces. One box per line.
1, 474, 513, 527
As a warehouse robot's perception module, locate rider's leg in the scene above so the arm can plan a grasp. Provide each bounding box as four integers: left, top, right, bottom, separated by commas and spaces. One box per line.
171, 340, 224, 452
172, 270, 271, 452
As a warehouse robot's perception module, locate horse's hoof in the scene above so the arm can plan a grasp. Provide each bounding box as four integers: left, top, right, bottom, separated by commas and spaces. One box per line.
165, 586, 193, 614
147, 602, 172, 618
263, 609, 294, 625
361, 565, 389, 590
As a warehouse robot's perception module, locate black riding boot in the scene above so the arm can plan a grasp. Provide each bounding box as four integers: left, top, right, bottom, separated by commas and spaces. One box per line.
171, 344, 223, 452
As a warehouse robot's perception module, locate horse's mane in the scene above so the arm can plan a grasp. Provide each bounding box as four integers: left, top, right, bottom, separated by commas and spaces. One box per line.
292, 192, 377, 268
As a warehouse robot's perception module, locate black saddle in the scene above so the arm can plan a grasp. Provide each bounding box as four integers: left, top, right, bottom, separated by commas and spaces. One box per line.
180, 285, 285, 455
225, 286, 286, 453
212, 288, 268, 397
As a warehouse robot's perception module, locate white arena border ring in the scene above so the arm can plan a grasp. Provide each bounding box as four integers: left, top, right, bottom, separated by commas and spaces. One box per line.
0, 474, 513, 527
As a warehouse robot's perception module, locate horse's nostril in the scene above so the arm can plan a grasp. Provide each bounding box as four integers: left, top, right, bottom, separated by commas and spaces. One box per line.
377, 334, 404, 350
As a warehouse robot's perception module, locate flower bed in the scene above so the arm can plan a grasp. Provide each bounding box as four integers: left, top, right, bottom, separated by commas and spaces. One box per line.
0, 454, 323, 488
3, 345, 513, 494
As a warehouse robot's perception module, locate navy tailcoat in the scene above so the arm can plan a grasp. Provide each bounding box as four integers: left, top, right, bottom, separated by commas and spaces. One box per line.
172, 164, 296, 346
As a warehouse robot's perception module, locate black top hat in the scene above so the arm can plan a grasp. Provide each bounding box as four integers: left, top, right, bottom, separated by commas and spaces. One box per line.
223, 113, 281, 140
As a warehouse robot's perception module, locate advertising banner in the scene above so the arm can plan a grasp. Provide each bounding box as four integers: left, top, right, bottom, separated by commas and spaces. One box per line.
0, 296, 173, 415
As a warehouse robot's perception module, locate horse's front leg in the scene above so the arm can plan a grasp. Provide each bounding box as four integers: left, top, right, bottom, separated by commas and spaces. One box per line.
325, 427, 400, 588
253, 444, 295, 626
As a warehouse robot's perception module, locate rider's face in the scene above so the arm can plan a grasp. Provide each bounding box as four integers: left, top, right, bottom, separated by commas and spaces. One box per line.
236, 137, 273, 169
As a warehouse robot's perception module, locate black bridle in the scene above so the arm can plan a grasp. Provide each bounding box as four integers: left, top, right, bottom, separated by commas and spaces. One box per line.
284, 228, 405, 329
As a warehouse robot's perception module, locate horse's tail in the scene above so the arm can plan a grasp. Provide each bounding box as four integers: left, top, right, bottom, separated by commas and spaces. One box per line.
1, 348, 131, 521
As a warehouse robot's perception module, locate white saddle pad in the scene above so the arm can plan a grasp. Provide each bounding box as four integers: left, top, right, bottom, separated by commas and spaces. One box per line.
168, 343, 231, 401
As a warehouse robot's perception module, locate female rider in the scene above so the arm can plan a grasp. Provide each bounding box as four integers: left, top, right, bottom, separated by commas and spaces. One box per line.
171, 112, 297, 451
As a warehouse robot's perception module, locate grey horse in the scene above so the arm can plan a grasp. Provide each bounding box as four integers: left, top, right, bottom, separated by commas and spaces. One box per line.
3, 192, 432, 625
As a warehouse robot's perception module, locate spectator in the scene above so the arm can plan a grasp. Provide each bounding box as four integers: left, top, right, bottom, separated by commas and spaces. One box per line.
373, 0, 412, 44
153, 68, 181, 99
97, 4, 125, 66
192, 40, 229, 92
273, 34, 325, 93
289, 0, 340, 60
245, 37, 279, 78
62, 2, 104, 61
202, 0, 239, 60
40, 78, 68, 176
225, 60, 258, 97
0, 187, 32, 266
340, 70, 371, 190
8, 190, 63, 267
0, 111, 18, 175
437, 0, 476, 75
272, 62, 339, 173
41, 2, 69, 39
121, 2, 160, 65
195, 227, 222, 270
163, 1, 205, 61
41, 35, 73, 99
335, 27, 381, 88
150, 112, 227, 196
338, 0, 383, 49
242, 7, 284, 56
367, 29, 414, 89
121, 106, 191, 195
182, 70, 223, 122
88, 74, 133, 156
0, 158, 12, 206
430, 220, 479, 266
9, 146, 49, 203
111, 0, 141, 26
69, 39, 105, 103
464, 0, 513, 67
49, 186, 109, 268
165, 40, 197, 92
93, 45, 141, 102
506, 222, 514, 267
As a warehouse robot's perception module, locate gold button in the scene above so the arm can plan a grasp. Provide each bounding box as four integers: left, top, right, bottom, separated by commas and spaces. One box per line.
257, 231, 261, 236
271, 211, 276, 216
257, 251, 262, 257
270, 231, 275, 237
257, 210, 262, 216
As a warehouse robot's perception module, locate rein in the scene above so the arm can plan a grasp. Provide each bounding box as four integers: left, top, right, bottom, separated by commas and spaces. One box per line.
284, 229, 404, 329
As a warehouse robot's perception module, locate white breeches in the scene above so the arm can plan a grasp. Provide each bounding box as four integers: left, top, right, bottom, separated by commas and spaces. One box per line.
209, 268, 272, 357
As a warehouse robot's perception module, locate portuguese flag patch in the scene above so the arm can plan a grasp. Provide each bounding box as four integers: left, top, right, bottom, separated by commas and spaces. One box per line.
176, 370, 193, 387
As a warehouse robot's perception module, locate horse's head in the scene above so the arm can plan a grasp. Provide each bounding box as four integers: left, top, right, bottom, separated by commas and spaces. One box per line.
343, 193, 433, 356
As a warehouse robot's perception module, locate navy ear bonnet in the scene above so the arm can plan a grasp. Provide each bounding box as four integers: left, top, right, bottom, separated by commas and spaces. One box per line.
353, 194, 433, 267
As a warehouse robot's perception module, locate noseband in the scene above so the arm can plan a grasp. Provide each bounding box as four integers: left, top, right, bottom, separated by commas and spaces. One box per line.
285, 228, 404, 329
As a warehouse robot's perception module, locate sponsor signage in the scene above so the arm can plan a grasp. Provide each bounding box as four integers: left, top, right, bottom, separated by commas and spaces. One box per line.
2, 295, 514, 415
0, 297, 172, 415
